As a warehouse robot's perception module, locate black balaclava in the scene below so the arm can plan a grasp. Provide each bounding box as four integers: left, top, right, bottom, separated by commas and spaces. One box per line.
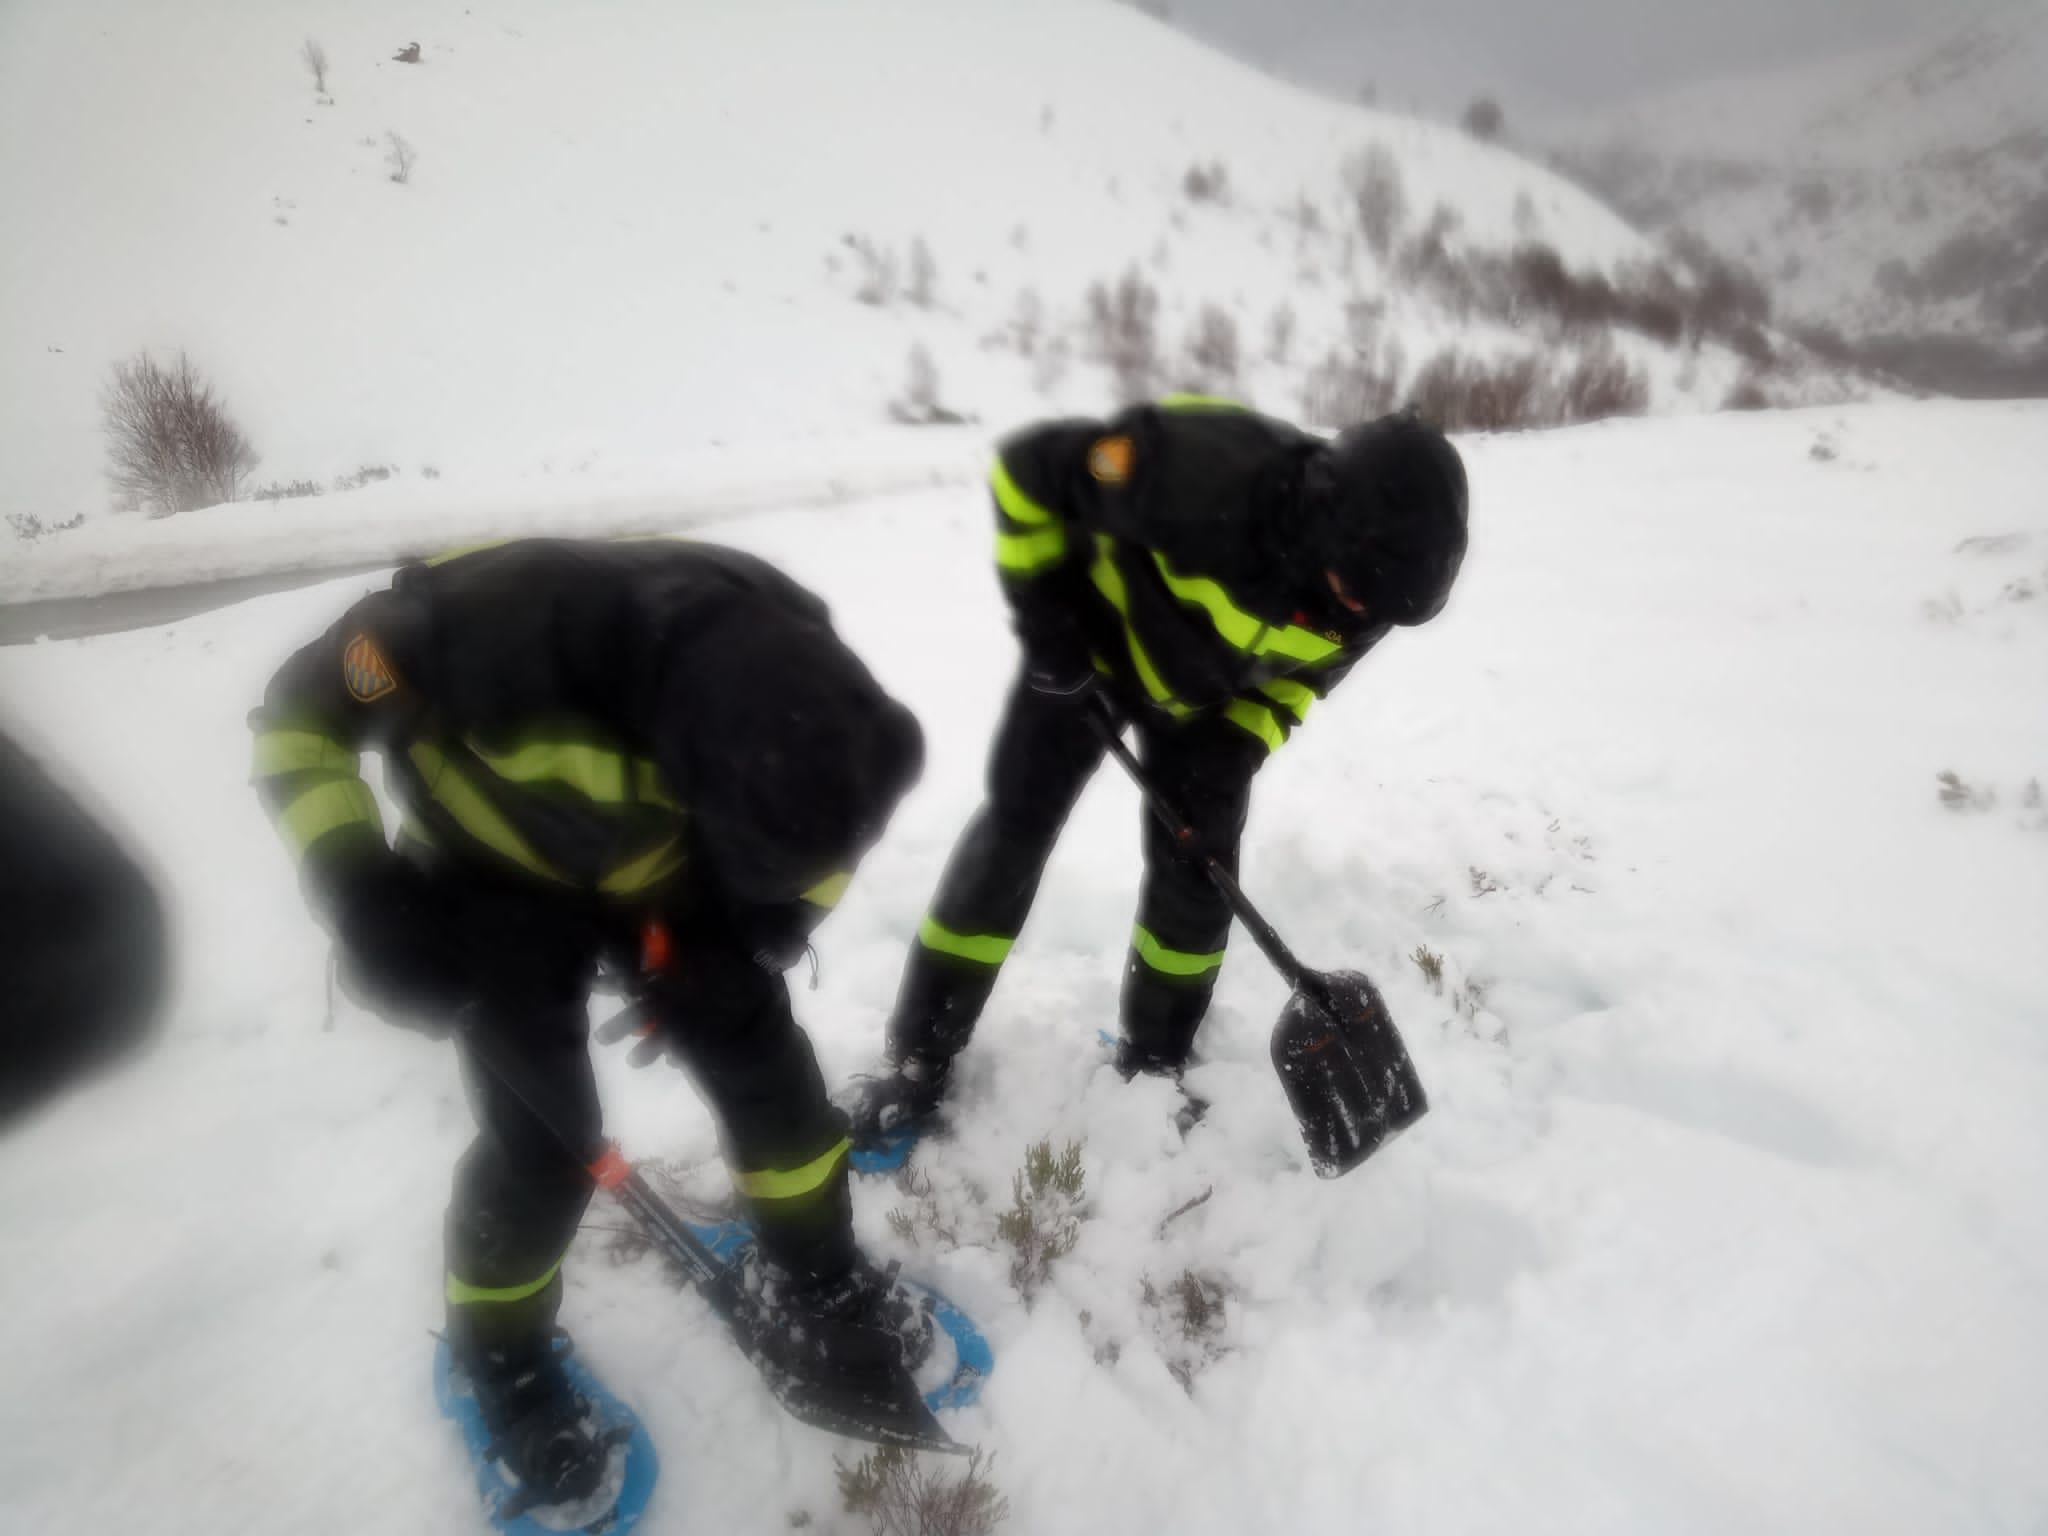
1297, 412, 1469, 629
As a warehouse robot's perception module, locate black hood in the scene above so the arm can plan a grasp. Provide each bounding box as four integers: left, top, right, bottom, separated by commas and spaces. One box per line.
1298, 413, 1469, 627
683, 612, 924, 905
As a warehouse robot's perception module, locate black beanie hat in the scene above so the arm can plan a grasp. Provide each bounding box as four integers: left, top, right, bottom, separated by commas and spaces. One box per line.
1301, 412, 1469, 627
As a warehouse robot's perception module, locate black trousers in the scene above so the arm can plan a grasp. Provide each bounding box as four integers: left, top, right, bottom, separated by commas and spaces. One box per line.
434, 872, 852, 1353
889, 675, 1259, 1072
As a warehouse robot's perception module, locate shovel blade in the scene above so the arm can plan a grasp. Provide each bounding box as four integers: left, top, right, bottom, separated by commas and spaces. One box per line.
1271, 969, 1427, 1178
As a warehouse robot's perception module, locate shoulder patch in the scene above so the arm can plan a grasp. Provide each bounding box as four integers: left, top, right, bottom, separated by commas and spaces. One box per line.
1088, 435, 1135, 486
342, 632, 400, 702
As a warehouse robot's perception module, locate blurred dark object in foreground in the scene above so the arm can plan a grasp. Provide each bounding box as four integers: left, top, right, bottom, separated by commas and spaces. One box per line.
0, 729, 168, 1129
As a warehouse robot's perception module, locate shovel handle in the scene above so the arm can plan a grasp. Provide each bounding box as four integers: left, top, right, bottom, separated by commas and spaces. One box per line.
1083, 697, 1316, 990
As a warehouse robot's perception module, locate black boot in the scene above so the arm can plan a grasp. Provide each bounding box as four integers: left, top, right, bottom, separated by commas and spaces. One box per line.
449, 1323, 612, 1511
1118, 961, 1215, 1132
744, 1248, 937, 1372
843, 1051, 954, 1143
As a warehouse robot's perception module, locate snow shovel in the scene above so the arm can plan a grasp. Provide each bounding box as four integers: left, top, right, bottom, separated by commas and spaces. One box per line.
456, 1026, 961, 1454
1084, 699, 1427, 1177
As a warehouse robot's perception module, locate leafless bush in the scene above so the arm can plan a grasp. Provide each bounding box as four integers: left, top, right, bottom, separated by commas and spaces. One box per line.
1182, 160, 1231, 205
1007, 288, 1044, 356
1936, 771, 1995, 812
997, 1139, 1086, 1304
1411, 945, 1446, 994
102, 352, 259, 515
1396, 206, 1476, 317
1265, 302, 1296, 365
837, 1444, 1010, 1536
1343, 146, 1407, 259
1084, 267, 1162, 403
8, 511, 85, 542
252, 478, 323, 502
1301, 343, 1401, 428
302, 37, 329, 94
1461, 96, 1505, 141
385, 131, 416, 185
1553, 341, 1649, 423
1139, 1268, 1234, 1393
335, 463, 399, 491
1181, 304, 1241, 393
847, 235, 898, 307
392, 41, 421, 64
905, 237, 938, 309
1723, 374, 1773, 411
887, 345, 968, 426
885, 1166, 962, 1249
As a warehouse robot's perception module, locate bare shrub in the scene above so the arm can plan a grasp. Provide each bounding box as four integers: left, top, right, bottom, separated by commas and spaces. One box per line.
1007, 288, 1044, 356
1084, 267, 1162, 403
1461, 96, 1505, 141
252, 478, 323, 502
1182, 161, 1231, 205
847, 235, 898, 306
1265, 302, 1296, 365
906, 237, 938, 309
8, 512, 85, 542
102, 352, 259, 515
1408, 350, 1544, 431
1723, 374, 1772, 411
885, 1166, 961, 1249
1181, 304, 1241, 394
1141, 1269, 1233, 1393
384, 131, 416, 185
1396, 206, 1476, 317
392, 41, 421, 64
1343, 146, 1407, 259
1301, 345, 1399, 428
1411, 945, 1445, 994
1936, 771, 1995, 812
888, 345, 967, 426
1552, 341, 1649, 424
335, 463, 399, 491
302, 37, 329, 94
837, 1444, 1010, 1536
997, 1139, 1086, 1304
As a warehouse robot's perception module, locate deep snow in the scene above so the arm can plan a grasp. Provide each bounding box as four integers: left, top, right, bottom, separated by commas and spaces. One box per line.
2, 402, 2045, 1534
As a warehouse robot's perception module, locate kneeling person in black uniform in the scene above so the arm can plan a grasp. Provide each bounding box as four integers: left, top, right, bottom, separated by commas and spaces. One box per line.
251, 538, 924, 1506
850, 398, 1468, 1139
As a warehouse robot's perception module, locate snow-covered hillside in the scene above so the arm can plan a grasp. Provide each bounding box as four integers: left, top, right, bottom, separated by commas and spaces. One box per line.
2, 0, 1825, 533
1552, 0, 2048, 385
3, 403, 2045, 1534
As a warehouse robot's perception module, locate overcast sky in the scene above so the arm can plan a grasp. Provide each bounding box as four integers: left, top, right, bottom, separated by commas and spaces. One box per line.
1163, 0, 2002, 122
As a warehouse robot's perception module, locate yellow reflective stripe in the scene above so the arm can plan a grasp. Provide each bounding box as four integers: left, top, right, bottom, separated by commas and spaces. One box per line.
990, 456, 1057, 526
995, 525, 1068, 573
633, 759, 681, 811
278, 778, 379, 854
802, 871, 851, 908
1224, 699, 1287, 753
425, 539, 511, 567
1090, 537, 1193, 718
445, 1255, 563, 1307
252, 729, 356, 779
1258, 677, 1317, 722
918, 916, 1015, 966
1151, 552, 1342, 664
598, 836, 686, 896
735, 1138, 851, 1202
408, 742, 572, 884
1158, 394, 1246, 411
1132, 924, 1226, 976
470, 739, 626, 800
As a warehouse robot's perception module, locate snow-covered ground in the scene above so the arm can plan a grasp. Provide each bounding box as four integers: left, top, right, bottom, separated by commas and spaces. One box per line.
2, 0, 1801, 537
3, 401, 2045, 1534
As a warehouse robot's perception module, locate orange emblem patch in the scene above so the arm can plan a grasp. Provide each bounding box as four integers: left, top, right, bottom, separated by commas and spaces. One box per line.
342, 632, 399, 702
1088, 435, 1134, 485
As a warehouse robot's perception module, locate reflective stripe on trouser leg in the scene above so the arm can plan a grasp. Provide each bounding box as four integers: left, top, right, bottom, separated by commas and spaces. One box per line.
889, 676, 1109, 1062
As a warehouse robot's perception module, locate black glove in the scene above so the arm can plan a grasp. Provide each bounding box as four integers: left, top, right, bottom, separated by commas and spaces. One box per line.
323, 857, 472, 1033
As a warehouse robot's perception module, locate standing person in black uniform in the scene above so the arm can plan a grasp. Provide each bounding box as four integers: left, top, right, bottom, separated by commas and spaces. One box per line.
848, 398, 1468, 1141
250, 538, 925, 1507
